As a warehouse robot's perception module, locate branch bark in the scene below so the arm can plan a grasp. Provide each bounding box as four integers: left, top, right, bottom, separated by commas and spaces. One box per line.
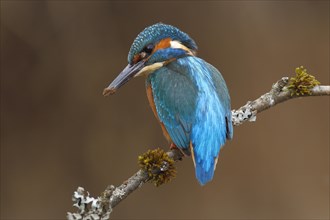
67, 77, 329, 220
232, 77, 330, 125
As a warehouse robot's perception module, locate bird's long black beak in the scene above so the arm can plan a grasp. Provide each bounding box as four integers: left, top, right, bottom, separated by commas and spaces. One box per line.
103, 60, 145, 96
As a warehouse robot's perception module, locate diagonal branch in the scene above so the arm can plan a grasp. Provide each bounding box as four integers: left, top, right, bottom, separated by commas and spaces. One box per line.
232, 77, 329, 125
67, 77, 329, 220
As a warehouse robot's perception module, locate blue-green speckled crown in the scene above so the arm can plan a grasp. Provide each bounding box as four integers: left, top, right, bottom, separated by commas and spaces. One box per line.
128, 23, 198, 64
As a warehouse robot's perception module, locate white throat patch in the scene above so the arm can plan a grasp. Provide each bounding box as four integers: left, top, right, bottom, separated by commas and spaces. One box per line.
134, 62, 165, 77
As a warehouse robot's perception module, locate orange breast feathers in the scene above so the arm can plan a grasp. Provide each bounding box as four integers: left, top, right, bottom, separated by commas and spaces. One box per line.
146, 85, 172, 143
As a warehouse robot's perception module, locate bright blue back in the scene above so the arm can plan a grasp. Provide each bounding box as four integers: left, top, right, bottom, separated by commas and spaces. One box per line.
147, 56, 233, 185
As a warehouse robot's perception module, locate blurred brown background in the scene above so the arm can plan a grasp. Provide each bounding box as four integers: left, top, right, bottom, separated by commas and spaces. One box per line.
1, 1, 329, 219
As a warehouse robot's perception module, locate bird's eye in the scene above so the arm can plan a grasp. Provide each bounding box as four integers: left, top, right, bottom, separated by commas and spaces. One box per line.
135, 44, 154, 62
143, 44, 154, 54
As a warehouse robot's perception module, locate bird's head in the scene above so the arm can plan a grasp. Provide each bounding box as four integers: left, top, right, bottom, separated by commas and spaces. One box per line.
103, 23, 197, 96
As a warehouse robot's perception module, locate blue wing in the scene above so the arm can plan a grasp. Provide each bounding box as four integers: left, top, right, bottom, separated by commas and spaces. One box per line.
147, 56, 233, 185
206, 62, 233, 140
147, 62, 197, 154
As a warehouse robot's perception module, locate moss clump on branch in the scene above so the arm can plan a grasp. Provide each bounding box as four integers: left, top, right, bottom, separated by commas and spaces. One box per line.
138, 148, 176, 186
288, 66, 320, 96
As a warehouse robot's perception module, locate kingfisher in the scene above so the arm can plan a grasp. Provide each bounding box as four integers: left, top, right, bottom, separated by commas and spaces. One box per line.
103, 23, 233, 185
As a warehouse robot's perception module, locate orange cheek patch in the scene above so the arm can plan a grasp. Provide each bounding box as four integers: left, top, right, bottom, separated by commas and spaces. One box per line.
133, 54, 140, 64
153, 38, 171, 52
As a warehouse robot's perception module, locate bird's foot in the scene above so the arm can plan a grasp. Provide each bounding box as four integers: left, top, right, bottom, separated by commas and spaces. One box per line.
169, 143, 185, 160
169, 143, 178, 150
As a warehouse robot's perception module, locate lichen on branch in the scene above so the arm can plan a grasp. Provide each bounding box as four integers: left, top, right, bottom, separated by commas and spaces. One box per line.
67, 186, 112, 220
